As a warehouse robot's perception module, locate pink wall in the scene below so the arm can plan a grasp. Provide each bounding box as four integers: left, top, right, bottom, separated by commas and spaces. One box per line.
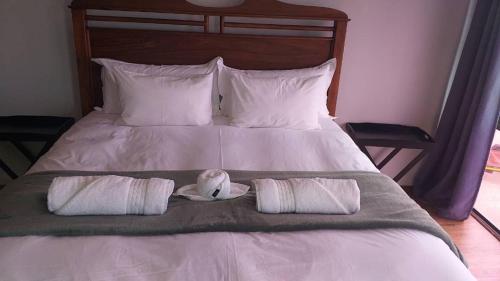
0, 0, 471, 184
283, 0, 471, 184
0, 0, 471, 127
281, 0, 470, 131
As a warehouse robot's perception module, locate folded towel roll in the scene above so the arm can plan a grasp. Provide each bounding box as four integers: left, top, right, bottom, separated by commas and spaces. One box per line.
253, 178, 360, 214
48, 175, 174, 216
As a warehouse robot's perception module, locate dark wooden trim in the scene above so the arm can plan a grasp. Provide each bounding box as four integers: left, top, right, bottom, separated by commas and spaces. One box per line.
0, 158, 17, 179
223, 22, 334, 32
71, 9, 93, 115
86, 15, 205, 26
10, 141, 36, 163
71, 0, 349, 21
88, 27, 333, 66
328, 20, 347, 116
377, 148, 401, 169
358, 146, 375, 164
472, 209, 500, 240
203, 15, 209, 33
219, 16, 225, 34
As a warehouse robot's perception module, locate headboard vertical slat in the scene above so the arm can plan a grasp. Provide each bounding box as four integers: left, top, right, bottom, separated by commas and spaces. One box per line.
328, 20, 348, 115
204, 15, 209, 33
71, 8, 93, 115
220, 16, 225, 34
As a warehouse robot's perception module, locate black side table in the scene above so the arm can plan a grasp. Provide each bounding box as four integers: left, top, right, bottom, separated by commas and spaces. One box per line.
0, 116, 75, 179
346, 122, 434, 183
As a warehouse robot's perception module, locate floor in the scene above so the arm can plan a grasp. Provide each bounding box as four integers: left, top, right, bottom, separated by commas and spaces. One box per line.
432, 213, 500, 281
474, 129, 500, 229
476, 171, 500, 229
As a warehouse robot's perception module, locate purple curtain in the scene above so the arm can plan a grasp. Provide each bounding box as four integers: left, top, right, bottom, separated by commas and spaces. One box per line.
413, 0, 500, 220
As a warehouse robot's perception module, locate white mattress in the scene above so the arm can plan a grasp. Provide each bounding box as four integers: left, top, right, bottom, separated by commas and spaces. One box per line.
2, 112, 474, 281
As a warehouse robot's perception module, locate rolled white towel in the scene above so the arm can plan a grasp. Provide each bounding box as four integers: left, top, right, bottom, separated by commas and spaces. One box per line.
47, 175, 174, 216
253, 178, 360, 214
196, 169, 231, 200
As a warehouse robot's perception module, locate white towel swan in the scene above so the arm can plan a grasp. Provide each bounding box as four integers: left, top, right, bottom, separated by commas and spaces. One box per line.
175, 169, 250, 201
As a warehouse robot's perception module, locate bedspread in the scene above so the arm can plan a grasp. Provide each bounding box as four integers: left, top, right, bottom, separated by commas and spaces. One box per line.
0, 170, 463, 263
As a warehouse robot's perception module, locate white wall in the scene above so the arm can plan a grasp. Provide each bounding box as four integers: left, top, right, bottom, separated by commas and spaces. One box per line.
0, 0, 471, 185
284, 0, 471, 183
0, 0, 79, 117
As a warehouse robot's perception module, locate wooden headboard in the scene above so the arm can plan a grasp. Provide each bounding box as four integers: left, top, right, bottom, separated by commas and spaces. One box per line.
70, 0, 349, 115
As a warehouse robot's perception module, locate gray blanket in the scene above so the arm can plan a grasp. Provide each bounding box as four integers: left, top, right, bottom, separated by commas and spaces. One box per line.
0, 170, 464, 263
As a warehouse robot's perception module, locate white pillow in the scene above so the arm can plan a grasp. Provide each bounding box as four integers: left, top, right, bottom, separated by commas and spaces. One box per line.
112, 67, 213, 126
218, 58, 336, 117
92, 57, 221, 115
226, 73, 323, 130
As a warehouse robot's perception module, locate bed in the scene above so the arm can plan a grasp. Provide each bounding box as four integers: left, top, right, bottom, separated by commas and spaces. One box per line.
0, 1, 475, 280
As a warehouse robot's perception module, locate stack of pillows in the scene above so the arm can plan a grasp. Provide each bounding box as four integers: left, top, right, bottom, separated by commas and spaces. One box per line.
93, 57, 336, 130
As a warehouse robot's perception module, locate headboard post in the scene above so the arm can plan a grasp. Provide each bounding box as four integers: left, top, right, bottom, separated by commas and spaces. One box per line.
328, 20, 348, 116
71, 8, 93, 115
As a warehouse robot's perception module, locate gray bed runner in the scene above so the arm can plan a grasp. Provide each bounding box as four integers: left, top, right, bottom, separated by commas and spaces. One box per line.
0, 170, 464, 262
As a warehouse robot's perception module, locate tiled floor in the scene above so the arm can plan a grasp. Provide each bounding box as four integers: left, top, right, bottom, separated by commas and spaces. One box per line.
475, 130, 500, 230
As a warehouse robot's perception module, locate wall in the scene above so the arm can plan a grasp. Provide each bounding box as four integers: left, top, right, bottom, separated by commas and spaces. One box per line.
0, 0, 79, 117
0, 0, 77, 184
0, 0, 471, 184
282, 0, 471, 184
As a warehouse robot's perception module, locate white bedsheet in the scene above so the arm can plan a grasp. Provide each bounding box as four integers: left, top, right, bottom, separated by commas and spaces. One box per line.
2, 112, 474, 281
28, 111, 378, 173
0, 230, 473, 281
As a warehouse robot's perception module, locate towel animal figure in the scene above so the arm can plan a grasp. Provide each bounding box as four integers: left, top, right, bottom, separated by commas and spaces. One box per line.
175, 169, 250, 201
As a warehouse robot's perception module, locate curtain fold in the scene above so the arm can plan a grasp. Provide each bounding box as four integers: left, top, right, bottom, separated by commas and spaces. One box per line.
413, 0, 500, 220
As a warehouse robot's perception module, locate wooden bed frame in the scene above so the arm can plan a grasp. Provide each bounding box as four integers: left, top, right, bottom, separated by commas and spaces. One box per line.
70, 0, 349, 116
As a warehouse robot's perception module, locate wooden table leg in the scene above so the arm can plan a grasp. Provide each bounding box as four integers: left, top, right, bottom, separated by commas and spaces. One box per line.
394, 150, 427, 182
377, 147, 401, 169
11, 140, 36, 163
37, 137, 57, 160
358, 145, 376, 165
0, 158, 17, 179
